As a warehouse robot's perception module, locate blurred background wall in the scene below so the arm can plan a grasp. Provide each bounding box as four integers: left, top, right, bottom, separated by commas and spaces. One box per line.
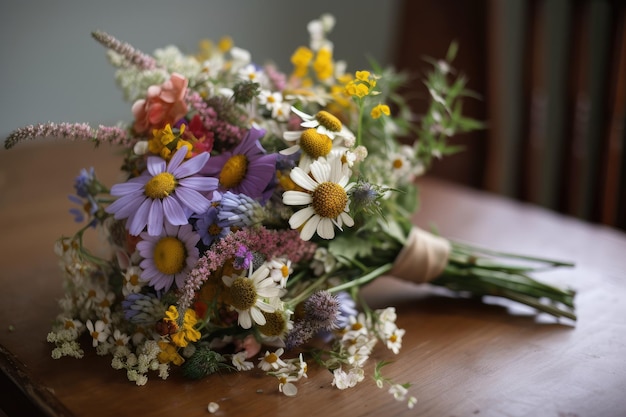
0, 0, 401, 137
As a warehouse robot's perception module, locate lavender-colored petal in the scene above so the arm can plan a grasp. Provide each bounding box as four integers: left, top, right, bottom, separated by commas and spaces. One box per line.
166, 147, 187, 174
146, 155, 166, 176
128, 198, 153, 236
109, 176, 147, 196
172, 152, 210, 178
135, 240, 153, 255
162, 196, 187, 226
174, 272, 186, 289
178, 176, 218, 192
106, 193, 146, 218
175, 188, 211, 214
147, 199, 164, 236
200, 153, 228, 176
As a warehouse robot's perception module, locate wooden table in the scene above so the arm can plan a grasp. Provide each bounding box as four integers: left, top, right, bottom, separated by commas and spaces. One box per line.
1, 140, 625, 417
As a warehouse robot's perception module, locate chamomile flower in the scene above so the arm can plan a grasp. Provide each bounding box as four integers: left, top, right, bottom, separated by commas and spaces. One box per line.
267, 257, 292, 287
136, 223, 201, 292
238, 63, 265, 84
222, 264, 283, 329
232, 351, 254, 371
282, 156, 354, 240
287, 106, 354, 141
332, 366, 365, 389
257, 348, 287, 371
86, 319, 110, 347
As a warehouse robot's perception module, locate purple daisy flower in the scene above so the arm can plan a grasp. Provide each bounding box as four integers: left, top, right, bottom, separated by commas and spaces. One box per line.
105, 147, 218, 236
194, 204, 231, 246
200, 127, 277, 201
136, 222, 201, 292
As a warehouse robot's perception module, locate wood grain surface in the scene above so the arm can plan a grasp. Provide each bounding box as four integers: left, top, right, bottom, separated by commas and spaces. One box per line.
1, 140, 625, 417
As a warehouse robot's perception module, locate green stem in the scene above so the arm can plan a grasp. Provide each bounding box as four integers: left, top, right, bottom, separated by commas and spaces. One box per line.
452, 242, 575, 268
326, 263, 393, 294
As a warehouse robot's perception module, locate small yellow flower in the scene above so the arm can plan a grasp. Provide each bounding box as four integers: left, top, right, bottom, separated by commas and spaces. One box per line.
157, 341, 184, 365
164, 305, 179, 322
371, 104, 391, 119
164, 306, 201, 348
313, 47, 334, 80
148, 124, 191, 160
218, 36, 233, 53
355, 70, 371, 81
291, 46, 314, 78
345, 81, 369, 98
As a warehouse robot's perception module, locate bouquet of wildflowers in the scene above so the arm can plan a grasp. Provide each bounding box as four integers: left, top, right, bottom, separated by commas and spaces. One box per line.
5, 14, 575, 408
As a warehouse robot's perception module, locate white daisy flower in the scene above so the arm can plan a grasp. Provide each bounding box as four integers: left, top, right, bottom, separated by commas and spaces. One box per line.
332, 366, 364, 389
238, 63, 265, 84
283, 156, 355, 240
267, 258, 292, 288
258, 348, 287, 371
287, 106, 354, 141
86, 319, 110, 347
222, 264, 283, 329
232, 351, 254, 371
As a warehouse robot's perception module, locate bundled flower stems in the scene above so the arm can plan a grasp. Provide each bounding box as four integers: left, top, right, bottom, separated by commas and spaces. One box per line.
5, 14, 575, 408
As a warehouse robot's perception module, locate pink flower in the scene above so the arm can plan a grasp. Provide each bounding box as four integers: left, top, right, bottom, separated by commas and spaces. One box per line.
132, 73, 188, 134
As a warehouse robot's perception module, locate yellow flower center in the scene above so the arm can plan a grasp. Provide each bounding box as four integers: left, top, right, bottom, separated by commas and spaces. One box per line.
230, 277, 257, 311
315, 110, 342, 132
219, 154, 248, 189
145, 172, 176, 199
266, 353, 279, 363
208, 223, 223, 236
389, 334, 398, 343
312, 182, 348, 219
258, 311, 287, 337
299, 129, 332, 158
392, 158, 404, 169
153, 237, 186, 275
280, 265, 290, 278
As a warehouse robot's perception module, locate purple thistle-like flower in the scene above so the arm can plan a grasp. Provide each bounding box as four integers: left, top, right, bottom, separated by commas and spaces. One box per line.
105, 147, 218, 236
201, 127, 277, 201
217, 191, 264, 227
91, 31, 157, 70
4, 122, 132, 149
122, 293, 165, 324
285, 291, 339, 350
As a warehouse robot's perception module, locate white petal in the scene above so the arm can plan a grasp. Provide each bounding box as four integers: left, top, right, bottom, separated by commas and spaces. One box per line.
302, 120, 319, 128
317, 217, 335, 239
291, 106, 312, 120
279, 144, 301, 155
238, 311, 252, 329
299, 214, 320, 241
290, 167, 319, 191
283, 190, 312, 206
309, 159, 331, 183
339, 212, 354, 227
283, 131, 302, 141
288, 207, 315, 229
250, 306, 267, 325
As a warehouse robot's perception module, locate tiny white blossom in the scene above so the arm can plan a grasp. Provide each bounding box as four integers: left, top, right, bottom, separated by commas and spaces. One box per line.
232, 351, 254, 371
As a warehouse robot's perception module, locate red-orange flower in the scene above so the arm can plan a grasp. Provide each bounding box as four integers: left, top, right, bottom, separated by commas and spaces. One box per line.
131, 73, 188, 134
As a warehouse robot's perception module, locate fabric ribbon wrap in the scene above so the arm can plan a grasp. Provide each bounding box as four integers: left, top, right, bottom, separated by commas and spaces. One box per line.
390, 227, 452, 284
